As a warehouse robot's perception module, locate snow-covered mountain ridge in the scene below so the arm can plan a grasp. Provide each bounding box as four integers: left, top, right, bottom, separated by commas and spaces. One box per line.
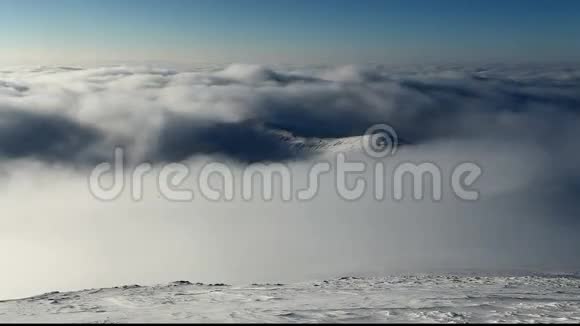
2, 275, 579, 323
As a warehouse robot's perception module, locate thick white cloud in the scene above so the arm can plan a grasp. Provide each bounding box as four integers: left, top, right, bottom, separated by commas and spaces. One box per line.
1, 64, 580, 300
1, 63, 579, 164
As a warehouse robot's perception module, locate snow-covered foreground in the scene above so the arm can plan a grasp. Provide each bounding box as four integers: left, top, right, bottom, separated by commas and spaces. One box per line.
1, 275, 580, 323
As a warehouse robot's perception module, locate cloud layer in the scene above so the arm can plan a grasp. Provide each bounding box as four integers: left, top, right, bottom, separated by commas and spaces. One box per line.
1, 63, 579, 164
1, 63, 580, 300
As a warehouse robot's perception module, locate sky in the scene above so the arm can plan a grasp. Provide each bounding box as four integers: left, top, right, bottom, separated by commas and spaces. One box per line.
1, 0, 579, 65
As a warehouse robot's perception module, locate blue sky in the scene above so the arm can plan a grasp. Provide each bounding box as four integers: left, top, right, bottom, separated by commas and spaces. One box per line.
1, 0, 579, 65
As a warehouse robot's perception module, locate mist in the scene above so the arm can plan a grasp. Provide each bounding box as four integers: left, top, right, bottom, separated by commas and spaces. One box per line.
1, 64, 579, 300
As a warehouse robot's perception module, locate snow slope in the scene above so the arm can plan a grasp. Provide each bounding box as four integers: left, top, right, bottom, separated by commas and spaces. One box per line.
2, 275, 580, 323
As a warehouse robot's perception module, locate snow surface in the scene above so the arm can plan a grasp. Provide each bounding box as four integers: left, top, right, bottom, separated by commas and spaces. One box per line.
2, 275, 580, 323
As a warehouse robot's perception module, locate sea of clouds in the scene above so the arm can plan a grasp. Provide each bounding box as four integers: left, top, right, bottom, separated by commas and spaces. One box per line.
1, 63, 580, 300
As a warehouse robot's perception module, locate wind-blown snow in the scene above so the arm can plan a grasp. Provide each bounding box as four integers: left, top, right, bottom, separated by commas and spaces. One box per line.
2, 275, 580, 323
